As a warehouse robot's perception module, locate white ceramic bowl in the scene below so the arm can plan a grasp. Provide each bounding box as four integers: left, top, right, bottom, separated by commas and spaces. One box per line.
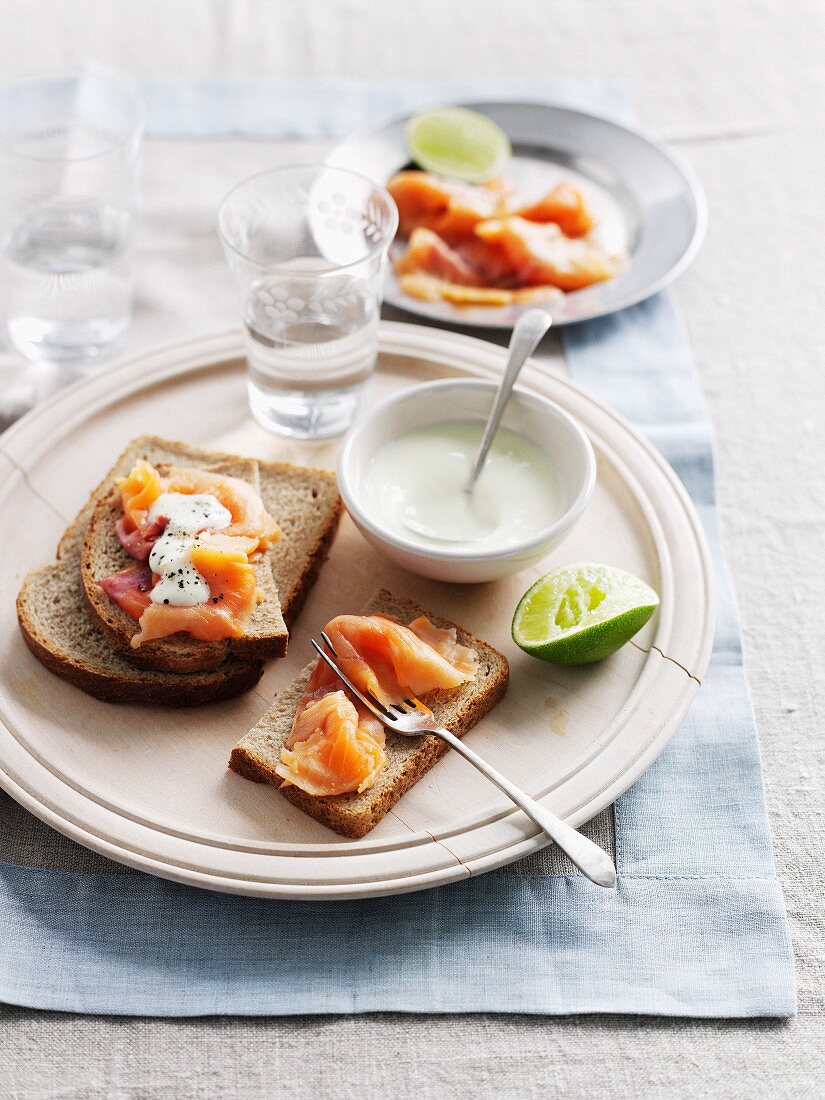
337, 379, 596, 583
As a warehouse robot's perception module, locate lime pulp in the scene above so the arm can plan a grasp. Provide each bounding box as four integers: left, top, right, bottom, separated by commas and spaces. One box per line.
512, 562, 660, 665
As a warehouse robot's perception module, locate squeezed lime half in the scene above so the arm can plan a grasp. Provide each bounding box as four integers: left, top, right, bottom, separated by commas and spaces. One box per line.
512, 563, 660, 665
405, 108, 511, 183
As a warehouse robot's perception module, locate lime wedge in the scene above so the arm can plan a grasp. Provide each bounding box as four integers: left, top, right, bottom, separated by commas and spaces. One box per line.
405, 108, 511, 183
512, 563, 660, 665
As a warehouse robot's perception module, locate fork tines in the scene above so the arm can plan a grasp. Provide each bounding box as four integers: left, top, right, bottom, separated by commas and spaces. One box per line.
309, 636, 394, 724
310, 636, 432, 727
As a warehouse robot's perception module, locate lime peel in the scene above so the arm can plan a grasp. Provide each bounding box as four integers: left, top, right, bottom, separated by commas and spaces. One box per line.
405, 108, 511, 183
512, 562, 660, 665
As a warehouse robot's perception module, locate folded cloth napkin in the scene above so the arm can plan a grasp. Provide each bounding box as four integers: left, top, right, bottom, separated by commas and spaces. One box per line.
0, 83, 795, 1017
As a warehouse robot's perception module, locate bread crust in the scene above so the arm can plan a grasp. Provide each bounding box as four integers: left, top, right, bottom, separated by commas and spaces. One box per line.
280, 497, 342, 628
256, 460, 343, 628
17, 563, 264, 706
229, 590, 510, 837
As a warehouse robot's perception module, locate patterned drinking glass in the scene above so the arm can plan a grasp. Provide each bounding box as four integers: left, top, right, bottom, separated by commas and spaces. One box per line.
218, 165, 398, 440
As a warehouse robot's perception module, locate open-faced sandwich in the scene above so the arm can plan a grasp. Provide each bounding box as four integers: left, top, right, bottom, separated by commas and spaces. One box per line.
84, 452, 284, 671
17, 436, 342, 705
230, 589, 509, 837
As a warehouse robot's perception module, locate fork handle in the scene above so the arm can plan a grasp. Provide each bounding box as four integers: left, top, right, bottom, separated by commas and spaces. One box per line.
434, 727, 617, 888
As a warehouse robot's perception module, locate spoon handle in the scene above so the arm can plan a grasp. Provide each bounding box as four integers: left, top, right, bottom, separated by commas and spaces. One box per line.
465, 309, 553, 492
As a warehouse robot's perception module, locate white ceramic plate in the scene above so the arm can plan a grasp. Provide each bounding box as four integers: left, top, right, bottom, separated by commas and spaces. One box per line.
0, 324, 713, 898
329, 101, 706, 328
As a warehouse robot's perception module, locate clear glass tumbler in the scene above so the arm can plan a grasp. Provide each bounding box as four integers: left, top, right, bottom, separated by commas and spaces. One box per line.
218, 165, 398, 440
0, 71, 144, 365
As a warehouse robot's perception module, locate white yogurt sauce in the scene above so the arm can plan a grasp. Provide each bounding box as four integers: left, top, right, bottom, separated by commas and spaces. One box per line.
361, 421, 565, 551
146, 492, 232, 606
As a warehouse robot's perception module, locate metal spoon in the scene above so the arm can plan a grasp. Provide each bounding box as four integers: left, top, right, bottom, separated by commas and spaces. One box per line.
401, 308, 553, 543
465, 308, 553, 492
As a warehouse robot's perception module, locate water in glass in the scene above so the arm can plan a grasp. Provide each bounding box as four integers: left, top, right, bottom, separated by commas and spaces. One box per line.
218, 166, 397, 440
0, 72, 143, 366
244, 265, 379, 438
4, 200, 132, 363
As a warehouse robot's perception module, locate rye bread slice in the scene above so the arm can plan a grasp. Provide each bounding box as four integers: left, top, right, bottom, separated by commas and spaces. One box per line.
257, 460, 343, 628
229, 589, 510, 838
79, 438, 342, 674
17, 540, 265, 707
82, 454, 285, 673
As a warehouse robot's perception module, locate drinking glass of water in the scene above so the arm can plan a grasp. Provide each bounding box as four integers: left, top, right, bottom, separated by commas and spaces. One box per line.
218, 165, 398, 439
0, 70, 144, 366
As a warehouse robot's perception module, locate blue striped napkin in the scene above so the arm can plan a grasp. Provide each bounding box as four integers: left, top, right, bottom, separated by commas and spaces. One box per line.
0, 83, 795, 1017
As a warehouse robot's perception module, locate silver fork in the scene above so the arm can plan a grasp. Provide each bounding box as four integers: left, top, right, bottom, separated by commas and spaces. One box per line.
311, 633, 617, 888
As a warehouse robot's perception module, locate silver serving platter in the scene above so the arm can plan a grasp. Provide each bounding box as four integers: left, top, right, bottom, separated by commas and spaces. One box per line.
329, 101, 706, 328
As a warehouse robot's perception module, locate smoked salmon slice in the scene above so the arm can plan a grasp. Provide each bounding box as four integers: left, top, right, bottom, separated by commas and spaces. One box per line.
389, 169, 619, 305
129, 551, 258, 647
474, 216, 621, 291
100, 563, 154, 620
163, 467, 281, 548
310, 614, 478, 706
517, 182, 595, 238
276, 690, 387, 797
119, 460, 163, 529
387, 171, 504, 243
118, 462, 281, 550
116, 514, 169, 561
103, 460, 279, 648
276, 615, 478, 797
395, 227, 484, 286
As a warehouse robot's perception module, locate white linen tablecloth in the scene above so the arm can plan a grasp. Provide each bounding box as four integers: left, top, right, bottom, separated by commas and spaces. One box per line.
0, 0, 823, 1096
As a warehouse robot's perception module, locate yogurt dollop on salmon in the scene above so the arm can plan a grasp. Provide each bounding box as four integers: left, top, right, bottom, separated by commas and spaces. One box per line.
100, 460, 280, 647
275, 614, 477, 796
